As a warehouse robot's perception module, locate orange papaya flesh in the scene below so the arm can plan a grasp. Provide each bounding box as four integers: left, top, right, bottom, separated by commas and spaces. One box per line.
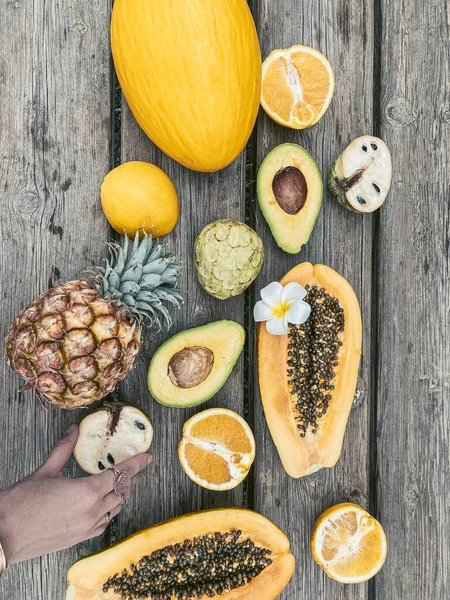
66, 509, 295, 600
258, 263, 362, 478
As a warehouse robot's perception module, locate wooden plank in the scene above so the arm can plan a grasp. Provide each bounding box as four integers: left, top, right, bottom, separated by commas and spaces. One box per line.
251, 1, 374, 597
375, 0, 450, 597
118, 101, 248, 537
0, 1, 112, 598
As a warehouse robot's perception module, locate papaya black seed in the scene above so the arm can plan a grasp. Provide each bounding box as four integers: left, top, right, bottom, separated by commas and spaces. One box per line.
103, 530, 271, 599
288, 286, 344, 435
98, 461, 105, 471
362, 145, 368, 152
357, 196, 366, 205
107, 453, 115, 465
371, 143, 378, 150
135, 421, 146, 430
373, 183, 381, 193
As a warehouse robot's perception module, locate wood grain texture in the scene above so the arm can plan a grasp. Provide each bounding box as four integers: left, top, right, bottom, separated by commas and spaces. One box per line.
0, 0, 112, 598
0, 0, 449, 598
250, 1, 374, 598
375, 0, 450, 597
117, 100, 248, 540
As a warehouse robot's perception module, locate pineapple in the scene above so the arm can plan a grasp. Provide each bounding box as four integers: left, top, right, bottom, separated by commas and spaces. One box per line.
5, 233, 182, 409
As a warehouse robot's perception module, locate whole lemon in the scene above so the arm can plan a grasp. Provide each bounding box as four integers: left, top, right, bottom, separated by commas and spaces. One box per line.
101, 161, 180, 238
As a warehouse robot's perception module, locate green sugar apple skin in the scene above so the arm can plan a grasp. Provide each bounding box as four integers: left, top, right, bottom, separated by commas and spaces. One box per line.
328, 136, 392, 213
194, 220, 264, 300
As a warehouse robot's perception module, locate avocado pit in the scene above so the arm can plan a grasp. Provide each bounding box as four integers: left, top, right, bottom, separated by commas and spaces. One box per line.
168, 346, 214, 389
272, 166, 308, 215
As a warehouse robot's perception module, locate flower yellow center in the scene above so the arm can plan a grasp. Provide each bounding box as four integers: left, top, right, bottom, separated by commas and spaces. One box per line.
272, 301, 290, 317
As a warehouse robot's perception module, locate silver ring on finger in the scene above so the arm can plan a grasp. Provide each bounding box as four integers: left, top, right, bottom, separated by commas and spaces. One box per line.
104, 511, 111, 526
110, 467, 132, 496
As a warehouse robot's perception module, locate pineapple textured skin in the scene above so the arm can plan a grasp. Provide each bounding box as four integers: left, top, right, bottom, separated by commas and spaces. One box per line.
5, 233, 182, 409
5, 280, 141, 408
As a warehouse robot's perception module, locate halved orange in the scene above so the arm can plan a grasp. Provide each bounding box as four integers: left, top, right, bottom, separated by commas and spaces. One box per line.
311, 503, 387, 583
261, 45, 335, 129
178, 408, 256, 491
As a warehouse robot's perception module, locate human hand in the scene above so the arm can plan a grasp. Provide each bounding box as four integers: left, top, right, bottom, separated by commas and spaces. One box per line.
0, 423, 152, 566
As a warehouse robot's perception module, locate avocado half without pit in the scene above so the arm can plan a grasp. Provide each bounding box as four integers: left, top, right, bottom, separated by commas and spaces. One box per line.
257, 143, 323, 254
73, 403, 153, 474
148, 320, 245, 408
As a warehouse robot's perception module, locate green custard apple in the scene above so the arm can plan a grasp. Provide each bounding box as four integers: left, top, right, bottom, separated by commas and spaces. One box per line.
194, 220, 263, 300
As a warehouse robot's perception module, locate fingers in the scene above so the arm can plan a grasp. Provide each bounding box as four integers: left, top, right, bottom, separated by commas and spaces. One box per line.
93, 502, 122, 531
91, 474, 138, 530
88, 475, 137, 523
103, 474, 138, 502
115, 453, 153, 479
38, 424, 79, 477
123, 475, 138, 499
81, 460, 147, 537
102, 490, 124, 513
93, 452, 152, 495
86, 524, 110, 541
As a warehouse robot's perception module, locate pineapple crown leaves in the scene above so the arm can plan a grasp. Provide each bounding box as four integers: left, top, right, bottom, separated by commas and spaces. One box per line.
92, 232, 183, 330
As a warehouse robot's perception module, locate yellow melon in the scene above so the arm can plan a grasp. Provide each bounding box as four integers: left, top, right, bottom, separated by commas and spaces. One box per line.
111, 0, 261, 172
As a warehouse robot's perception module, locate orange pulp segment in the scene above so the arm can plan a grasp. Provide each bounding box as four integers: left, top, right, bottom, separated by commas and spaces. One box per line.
261, 45, 335, 129
178, 408, 256, 491
310, 503, 388, 583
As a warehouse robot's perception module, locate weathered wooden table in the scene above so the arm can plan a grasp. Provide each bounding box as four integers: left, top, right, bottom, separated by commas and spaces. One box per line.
1, 1, 449, 598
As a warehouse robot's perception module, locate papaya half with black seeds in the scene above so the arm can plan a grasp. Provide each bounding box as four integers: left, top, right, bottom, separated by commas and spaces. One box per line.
66, 509, 295, 600
257, 263, 362, 478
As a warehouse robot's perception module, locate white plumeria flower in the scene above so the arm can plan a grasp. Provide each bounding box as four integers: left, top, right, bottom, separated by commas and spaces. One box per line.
254, 281, 311, 335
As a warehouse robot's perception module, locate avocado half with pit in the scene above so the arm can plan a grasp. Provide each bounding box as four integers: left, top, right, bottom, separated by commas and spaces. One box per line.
257, 143, 323, 254
148, 320, 245, 408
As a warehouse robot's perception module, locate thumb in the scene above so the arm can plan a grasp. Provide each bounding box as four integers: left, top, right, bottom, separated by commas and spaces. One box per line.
39, 424, 79, 476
